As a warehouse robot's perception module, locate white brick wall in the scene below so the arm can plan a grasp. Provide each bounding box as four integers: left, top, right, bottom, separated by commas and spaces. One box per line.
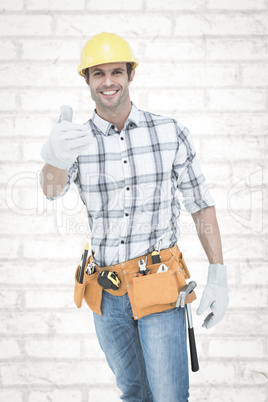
0, 1, 267, 401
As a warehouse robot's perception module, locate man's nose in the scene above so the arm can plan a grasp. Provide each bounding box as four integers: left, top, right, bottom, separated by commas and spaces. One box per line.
102, 74, 113, 87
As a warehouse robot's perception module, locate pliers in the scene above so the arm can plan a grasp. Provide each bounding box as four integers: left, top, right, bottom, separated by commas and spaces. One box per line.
137, 257, 151, 276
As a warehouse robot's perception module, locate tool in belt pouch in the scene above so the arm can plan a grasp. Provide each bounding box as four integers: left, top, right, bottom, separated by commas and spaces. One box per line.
74, 243, 196, 319
74, 248, 103, 315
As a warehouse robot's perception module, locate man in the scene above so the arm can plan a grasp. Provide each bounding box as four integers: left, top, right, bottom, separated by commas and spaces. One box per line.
40, 32, 229, 402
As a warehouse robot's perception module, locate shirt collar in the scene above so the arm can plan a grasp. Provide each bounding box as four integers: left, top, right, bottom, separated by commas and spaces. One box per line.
92, 102, 140, 136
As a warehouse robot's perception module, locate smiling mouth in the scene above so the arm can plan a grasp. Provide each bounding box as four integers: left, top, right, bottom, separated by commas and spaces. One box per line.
100, 90, 119, 96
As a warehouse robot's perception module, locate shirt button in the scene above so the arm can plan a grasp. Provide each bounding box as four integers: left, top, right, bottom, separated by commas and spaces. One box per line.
129, 123, 134, 128
121, 240, 125, 244
126, 187, 130, 191
120, 137, 124, 140
125, 213, 129, 217
123, 160, 127, 164
111, 125, 115, 129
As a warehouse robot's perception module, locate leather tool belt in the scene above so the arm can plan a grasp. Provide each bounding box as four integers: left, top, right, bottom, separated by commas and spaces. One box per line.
74, 243, 196, 320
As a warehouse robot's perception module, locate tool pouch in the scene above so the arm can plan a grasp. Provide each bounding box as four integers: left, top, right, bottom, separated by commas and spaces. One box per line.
74, 265, 85, 308
74, 260, 103, 315
131, 252, 194, 315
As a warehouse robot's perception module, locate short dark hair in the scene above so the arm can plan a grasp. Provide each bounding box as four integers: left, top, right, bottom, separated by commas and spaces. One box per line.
84, 62, 133, 85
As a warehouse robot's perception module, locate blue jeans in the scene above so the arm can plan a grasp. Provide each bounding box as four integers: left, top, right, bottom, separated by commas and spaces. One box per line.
93, 291, 189, 402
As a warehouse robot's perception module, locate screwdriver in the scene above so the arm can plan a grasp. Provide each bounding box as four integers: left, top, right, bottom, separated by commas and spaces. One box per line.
151, 250, 161, 264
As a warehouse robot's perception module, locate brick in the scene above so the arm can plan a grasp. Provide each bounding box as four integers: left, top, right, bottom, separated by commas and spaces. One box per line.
215, 312, 267, 335
189, 361, 235, 385
20, 88, 89, 112
83, 337, 106, 359
0, 163, 43, 187
238, 361, 268, 385
228, 163, 265, 187
29, 390, 82, 402
22, 235, 85, 259
207, 38, 268, 61
0, 63, 81, 88
230, 287, 267, 308
198, 136, 265, 161
53, 312, 95, 335
0, 391, 23, 402
1, 361, 114, 385
175, 14, 268, 36
26, 0, 84, 10
88, 388, 121, 402
56, 15, 171, 37
242, 64, 268, 86
0, 115, 14, 137
0, 238, 20, 259
208, 338, 264, 358
24, 289, 74, 309
207, 89, 266, 111
0, 340, 20, 358
0, 40, 17, 59
0, 261, 74, 285
207, 0, 267, 10
194, 163, 231, 186
0, 290, 19, 308
136, 63, 239, 88
208, 209, 264, 236
147, 89, 205, 113
146, 0, 205, 10
0, 139, 19, 161
0, 16, 52, 36
221, 207, 264, 236
14, 114, 53, 137
87, 0, 143, 10
0, 90, 16, 110
144, 38, 204, 61
187, 113, 268, 136
0, 212, 54, 235
24, 338, 80, 358
206, 387, 268, 402
21, 39, 80, 60
224, 236, 265, 260
238, 262, 268, 285
22, 139, 49, 162
1, 0, 23, 10
0, 313, 50, 335
4, 168, 43, 201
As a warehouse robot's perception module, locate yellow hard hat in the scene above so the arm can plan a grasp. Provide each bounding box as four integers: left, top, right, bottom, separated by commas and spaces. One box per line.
77, 32, 138, 77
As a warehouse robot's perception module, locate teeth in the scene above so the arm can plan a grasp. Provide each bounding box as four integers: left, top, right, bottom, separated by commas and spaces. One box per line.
102, 91, 117, 95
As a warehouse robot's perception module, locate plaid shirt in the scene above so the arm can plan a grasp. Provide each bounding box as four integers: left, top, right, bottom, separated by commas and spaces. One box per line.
53, 103, 215, 267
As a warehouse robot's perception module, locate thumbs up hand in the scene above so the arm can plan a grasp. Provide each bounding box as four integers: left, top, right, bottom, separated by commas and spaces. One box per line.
41, 105, 93, 169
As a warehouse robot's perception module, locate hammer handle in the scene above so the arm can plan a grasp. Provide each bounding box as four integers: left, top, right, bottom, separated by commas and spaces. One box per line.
188, 327, 199, 372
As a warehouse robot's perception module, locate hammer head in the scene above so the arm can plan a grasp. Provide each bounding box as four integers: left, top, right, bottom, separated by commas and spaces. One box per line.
176, 281, 197, 308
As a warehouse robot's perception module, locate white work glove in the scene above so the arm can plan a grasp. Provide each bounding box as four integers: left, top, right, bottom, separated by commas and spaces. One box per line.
196, 263, 229, 329
41, 105, 93, 169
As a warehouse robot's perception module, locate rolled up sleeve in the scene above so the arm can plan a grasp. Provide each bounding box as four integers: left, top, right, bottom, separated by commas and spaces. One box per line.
173, 122, 215, 214
45, 160, 79, 201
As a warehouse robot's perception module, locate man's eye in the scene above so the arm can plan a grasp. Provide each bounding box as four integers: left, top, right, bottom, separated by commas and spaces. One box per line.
114, 71, 122, 75
93, 72, 101, 76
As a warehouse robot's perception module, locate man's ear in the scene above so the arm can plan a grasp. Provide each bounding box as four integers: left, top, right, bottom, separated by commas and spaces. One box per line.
128, 69, 135, 85
84, 75, 89, 86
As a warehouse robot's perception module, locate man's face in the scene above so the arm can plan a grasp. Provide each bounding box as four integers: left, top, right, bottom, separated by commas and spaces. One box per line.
87, 62, 135, 110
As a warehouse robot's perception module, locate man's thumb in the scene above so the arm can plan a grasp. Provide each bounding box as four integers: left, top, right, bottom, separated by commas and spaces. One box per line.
59, 105, 73, 122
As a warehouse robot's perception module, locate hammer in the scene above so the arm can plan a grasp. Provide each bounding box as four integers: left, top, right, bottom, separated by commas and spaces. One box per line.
176, 281, 199, 372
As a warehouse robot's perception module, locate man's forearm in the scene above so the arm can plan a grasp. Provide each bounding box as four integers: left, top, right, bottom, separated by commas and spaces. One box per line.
40, 163, 68, 198
191, 206, 223, 265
